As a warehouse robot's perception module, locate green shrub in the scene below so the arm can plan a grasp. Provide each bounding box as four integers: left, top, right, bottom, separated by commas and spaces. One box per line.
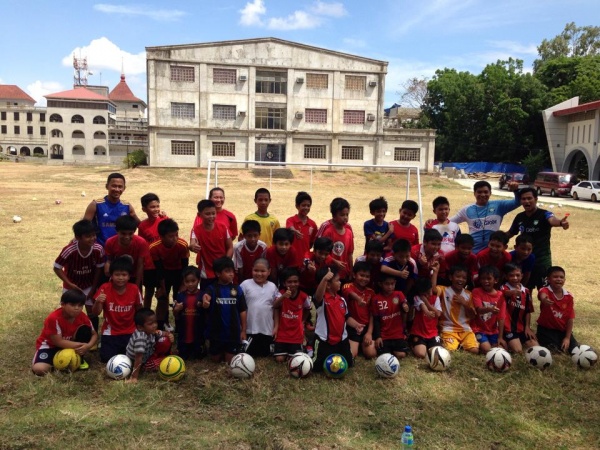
124, 149, 148, 168
522, 150, 548, 180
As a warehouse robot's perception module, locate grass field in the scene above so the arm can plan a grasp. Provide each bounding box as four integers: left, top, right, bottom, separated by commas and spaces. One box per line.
0, 164, 598, 450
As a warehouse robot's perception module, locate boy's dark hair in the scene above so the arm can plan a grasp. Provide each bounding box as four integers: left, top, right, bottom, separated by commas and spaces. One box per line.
353, 261, 371, 274
182, 265, 201, 280
478, 265, 500, 279
413, 277, 433, 295
314, 237, 334, 252
61, 289, 87, 305
489, 231, 509, 246
392, 238, 411, 254
107, 172, 125, 184
369, 196, 388, 213
401, 200, 419, 214
141, 193, 159, 208
365, 240, 384, 255
279, 267, 300, 284
518, 187, 537, 199
209, 187, 225, 198
423, 228, 443, 243
197, 199, 216, 212
503, 263, 522, 275
473, 180, 492, 192
330, 197, 350, 216
73, 219, 96, 238
455, 233, 474, 247
115, 215, 137, 232
448, 264, 468, 276
295, 191, 312, 206
273, 228, 294, 244
547, 266, 566, 277
254, 188, 271, 199
134, 308, 156, 327
241, 220, 261, 235
432, 196, 449, 209
515, 233, 534, 246
110, 256, 133, 274
158, 218, 179, 236
213, 256, 235, 274
315, 265, 339, 284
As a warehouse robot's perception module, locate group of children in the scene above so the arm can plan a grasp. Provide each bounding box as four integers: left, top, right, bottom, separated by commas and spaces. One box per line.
33, 172, 580, 380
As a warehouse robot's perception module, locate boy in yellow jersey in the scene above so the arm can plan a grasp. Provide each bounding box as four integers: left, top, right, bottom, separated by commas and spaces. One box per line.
436, 264, 479, 353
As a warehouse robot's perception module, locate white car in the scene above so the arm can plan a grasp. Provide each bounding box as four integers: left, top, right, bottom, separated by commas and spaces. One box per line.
571, 181, 600, 202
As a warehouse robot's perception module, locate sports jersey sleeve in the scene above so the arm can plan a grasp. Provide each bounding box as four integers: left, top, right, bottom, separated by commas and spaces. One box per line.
495, 194, 520, 216
450, 207, 468, 224
232, 241, 244, 270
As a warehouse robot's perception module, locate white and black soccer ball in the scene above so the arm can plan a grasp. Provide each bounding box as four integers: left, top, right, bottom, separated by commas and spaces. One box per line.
106, 354, 132, 380
571, 345, 598, 370
525, 345, 553, 370
375, 353, 400, 378
230, 353, 256, 379
486, 348, 512, 372
426, 346, 451, 371
288, 352, 313, 378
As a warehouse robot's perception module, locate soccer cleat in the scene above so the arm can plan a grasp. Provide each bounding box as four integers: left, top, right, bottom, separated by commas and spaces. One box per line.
79, 358, 89, 370
306, 346, 314, 358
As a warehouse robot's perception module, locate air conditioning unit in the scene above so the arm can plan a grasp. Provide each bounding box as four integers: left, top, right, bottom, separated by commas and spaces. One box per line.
295, 112, 303, 119
296, 77, 304, 84
367, 113, 376, 121
238, 111, 246, 117
369, 81, 377, 87
239, 75, 247, 81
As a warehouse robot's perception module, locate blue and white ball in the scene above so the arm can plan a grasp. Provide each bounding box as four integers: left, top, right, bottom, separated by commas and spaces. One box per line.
375, 353, 400, 378
106, 354, 132, 380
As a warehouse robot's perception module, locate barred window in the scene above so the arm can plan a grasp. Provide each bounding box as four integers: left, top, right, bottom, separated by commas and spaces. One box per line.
343, 110, 365, 124
170, 66, 195, 82
345, 75, 366, 91
341, 146, 364, 160
305, 109, 327, 124
213, 68, 236, 84
256, 71, 287, 94
304, 145, 326, 159
306, 73, 328, 89
394, 148, 420, 161
213, 105, 236, 120
212, 142, 235, 157
255, 106, 286, 130
171, 141, 195, 156
171, 103, 195, 119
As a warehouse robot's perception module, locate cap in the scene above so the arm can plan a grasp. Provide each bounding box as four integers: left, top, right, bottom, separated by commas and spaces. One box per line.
404, 425, 412, 433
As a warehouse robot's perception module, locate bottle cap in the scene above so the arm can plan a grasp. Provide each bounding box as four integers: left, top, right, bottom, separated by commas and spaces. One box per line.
404, 425, 412, 432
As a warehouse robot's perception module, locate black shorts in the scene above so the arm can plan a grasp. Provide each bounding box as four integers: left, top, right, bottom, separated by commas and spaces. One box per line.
273, 342, 303, 357
143, 269, 159, 290
99, 334, 132, 363
312, 337, 353, 372
536, 325, 578, 353
207, 339, 239, 356
246, 333, 274, 357
32, 347, 59, 365
505, 331, 527, 344
379, 338, 410, 355
408, 334, 442, 350
347, 326, 367, 343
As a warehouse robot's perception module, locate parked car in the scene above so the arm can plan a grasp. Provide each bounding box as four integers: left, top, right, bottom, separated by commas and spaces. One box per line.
534, 172, 577, 197
499, 173, 530, 190
571, 181, 600, 202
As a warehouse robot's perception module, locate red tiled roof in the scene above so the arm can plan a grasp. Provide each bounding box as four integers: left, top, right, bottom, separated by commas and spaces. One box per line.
0, 85, 35, 103
553, 99, 600, 117
45, 87, 111, 101
109, 74, 145, 105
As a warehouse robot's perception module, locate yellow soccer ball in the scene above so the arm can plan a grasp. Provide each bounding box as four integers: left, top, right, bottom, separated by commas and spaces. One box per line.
53, 349, 80, 372
159, 355, 186, 381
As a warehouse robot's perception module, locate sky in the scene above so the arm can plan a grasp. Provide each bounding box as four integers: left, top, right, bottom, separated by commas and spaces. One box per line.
1, 0, 598, 107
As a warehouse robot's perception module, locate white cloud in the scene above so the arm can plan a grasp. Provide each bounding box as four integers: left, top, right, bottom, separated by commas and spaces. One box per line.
27, 81, 64, 106
310, 1, 347, 17
239, 0, 266, 26
93, 4, 185, 21
62, 37, 146, 75
268, 11, 321, 30
487, 40, 538, 55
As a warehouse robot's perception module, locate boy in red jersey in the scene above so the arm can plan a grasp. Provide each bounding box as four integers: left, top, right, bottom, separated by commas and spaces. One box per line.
342, 261, 377, 359
137, 193, 168, 244
472, 266, 506, 354
371, 274, 410, 359
299, 237, 334, 295
286, 191, 317, 267
408, 276, 442, 358
355, 240, 384, 290
272, 268, 312, 362
233, 220, 267, 283
536, 266, 578, 353
190, 187, 238, 249
500, 264, 537, 353
475, 231, 511, 285
316, 197, 355, 281
411, 228, 444, 280
389, 200, 420, 247
443, 234, 477, 287
265, 228, 299, 284
150, 219, 189, 329
173, 266, 205, 360
32, 290, 98, 375
192, 199, 233, 289
92, 256, 143, 362
54, 219, 105, 331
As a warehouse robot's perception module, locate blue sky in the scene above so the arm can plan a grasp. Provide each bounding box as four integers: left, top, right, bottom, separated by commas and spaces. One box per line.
1, 0, 598, 106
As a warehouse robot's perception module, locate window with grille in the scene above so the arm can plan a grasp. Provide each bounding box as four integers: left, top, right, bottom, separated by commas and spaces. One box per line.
27, 112, 33, 121
341, 146, 363, 160
171, 103, 195, 119
343, 110, 365, 124
40, 113, 46, 122
213, 105, 236, 120
1, 125, 6, 134
1, 112, 6, 120
256, 71, 287, 94
394, 148, 420, 161
170, 66, 195, 82
14, 112, 20, 121
255, 106, 286, 130
14, 126, 20, 134
345, 75, 366, 91
305, 109, 327, 124
304, 145, 326, 159
306, 73, 328, 89
171, 141, 195, 155
212, 142, 235, 157
213, 68, 236, 84
27, 126, 33, 135
40, 127, 46, 135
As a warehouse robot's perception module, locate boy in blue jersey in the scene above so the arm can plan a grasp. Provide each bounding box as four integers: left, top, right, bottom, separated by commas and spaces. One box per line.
201, 257, 248, 363
83, 173, 140, 247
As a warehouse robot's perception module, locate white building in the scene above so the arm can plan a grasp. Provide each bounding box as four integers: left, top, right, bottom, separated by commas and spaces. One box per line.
146, 37, 435, 170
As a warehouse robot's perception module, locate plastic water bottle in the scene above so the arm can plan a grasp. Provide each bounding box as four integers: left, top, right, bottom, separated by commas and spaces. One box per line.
401, 425, 414, 448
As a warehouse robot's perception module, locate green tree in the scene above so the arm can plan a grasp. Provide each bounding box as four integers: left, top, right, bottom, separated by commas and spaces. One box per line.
535, 55, 600, 104
534, 22, 600, 72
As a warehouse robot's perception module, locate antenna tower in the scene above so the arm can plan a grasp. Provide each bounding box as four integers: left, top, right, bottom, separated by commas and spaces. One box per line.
73, 54, 90, 86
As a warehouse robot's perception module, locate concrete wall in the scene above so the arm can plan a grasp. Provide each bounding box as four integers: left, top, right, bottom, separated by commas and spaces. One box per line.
0, 105, 48, 155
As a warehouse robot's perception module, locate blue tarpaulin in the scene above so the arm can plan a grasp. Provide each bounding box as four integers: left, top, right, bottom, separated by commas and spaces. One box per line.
439, 162, 526, 174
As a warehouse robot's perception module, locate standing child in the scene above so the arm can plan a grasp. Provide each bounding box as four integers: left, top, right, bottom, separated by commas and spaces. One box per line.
355, 240, 384, 290
509, 234, 535, 287
363, 196, 394, 252
475, 231, 511, 285
389, 200, 420, 247
233, 220, 267, 283
239, 188, 280, 246
371, 274, 410, 359
265, 228, 299, 284
425, 196, 461, 254
443, 234, 477, 287
32, 290, 99, 375
190, 187, 238, 246
137, 193, 167, 244
173, 266, 205, 360
471, 266, 506, 354
286, 191, 317, 267
380, 239, 418, 295
92, 256, 143, 362
299, 237, 334, 295
408, 277, 443, 358
316, 197, 355, 281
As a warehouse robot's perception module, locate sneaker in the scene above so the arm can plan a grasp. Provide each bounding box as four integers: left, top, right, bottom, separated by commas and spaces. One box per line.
79, 359, 89, 370
306, 346, 314, 358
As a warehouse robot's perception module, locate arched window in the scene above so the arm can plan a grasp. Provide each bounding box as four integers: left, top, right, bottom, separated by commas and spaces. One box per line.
71, 115, 84, 124
94, 131, 106, 139
72, 145, 85, 155
72, 130, 85, 139
49, 114, 63, 123
50, 144, 63, 159
33, 147, 45, 155
94, 146, 107, 156
20, 146, 31, 156
51, 129, 63, 138
93, 115, 106, 124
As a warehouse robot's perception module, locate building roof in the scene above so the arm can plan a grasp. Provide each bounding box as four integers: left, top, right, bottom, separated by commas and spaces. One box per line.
553, 99, 600, 117
0, 85, 35, 103
45, 87, 112, 102
109, 74, 146, 106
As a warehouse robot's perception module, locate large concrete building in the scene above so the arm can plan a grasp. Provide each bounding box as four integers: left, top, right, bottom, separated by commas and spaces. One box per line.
146, 37, 435, 170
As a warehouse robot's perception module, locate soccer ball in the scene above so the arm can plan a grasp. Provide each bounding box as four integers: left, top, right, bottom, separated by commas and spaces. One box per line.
571, 345, 598, 370
159, 355, 186, 381
12, 215, 22, 223
106, 354, 132, 380
288, 353, 313, 378
525, 346, 553, 370
375, 353, 400, 378
486, 348, 512, 373
53, 349, 81, 372
323, 354, 348, 378
230, 353, 256, 379
426, 346, 451, 371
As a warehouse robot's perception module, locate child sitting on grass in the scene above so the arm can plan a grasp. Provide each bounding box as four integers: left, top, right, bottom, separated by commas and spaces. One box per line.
371, 274, 410, 359
471, 266, 506, 354
408, 276, 442, 358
